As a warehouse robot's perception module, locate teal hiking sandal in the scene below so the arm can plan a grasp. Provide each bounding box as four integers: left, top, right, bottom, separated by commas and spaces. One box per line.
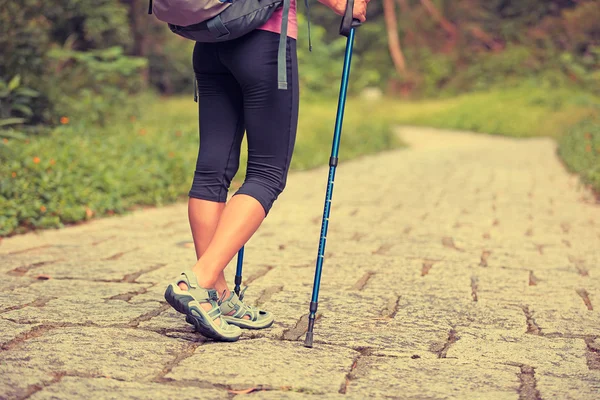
164, 270, 242, 342
218, 287, 275, 330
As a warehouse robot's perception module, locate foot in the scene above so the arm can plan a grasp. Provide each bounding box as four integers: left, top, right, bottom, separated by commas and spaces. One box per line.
178, 281, 251, 322
178, 280, 220, 324
218, 287, 274, 329
165, 270, 242, 341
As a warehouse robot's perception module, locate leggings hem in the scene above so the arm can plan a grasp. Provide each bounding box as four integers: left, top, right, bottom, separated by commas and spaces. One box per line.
188, 191, 228, 203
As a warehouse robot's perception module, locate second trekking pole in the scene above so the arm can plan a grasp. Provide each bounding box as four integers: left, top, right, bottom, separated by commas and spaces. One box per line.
234, 247, 244, 296
304, 0, 361, 348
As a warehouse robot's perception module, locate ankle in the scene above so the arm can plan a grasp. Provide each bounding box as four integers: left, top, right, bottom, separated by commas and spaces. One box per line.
192, 267, 217, 289
177, 269, 217, 292
215, 286, 231, 299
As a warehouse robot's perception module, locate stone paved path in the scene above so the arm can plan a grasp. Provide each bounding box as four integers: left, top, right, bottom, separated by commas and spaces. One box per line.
1, 127, 599, 399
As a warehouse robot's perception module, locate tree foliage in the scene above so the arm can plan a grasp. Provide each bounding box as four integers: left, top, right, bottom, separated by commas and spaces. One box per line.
1, 0, 598, 129
379, 0, 599, 95
0, 0, 146, 127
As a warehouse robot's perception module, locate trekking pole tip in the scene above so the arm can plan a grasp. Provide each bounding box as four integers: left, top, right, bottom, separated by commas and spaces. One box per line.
234, 275, 242, 296
303, 332, 314, 348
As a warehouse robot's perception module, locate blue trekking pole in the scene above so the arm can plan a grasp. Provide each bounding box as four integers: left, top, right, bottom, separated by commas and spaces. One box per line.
304, 1, 361, 348
234, 247, 244, 296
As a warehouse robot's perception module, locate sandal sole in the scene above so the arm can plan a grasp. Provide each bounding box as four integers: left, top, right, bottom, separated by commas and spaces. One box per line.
164, 284, 193, 314
186, 306, 241, 342
222, 316, 275, 330
165, 285, 241, 342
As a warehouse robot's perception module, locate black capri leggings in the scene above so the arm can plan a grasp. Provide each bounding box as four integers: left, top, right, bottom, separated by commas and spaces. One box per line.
189, 29, 299, 215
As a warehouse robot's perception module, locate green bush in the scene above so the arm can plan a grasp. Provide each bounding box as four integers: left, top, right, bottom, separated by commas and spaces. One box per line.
0, 0, 51, 82
147, 33, 196, 94
46, 46, 147, 125
0, 0, 144, 127
46, 0, 131, 50
558, 116, 600, 193
0, 76, 39, 129
296, 14, 348, 97
0, 0, 54, 124
296, 13, 382, 97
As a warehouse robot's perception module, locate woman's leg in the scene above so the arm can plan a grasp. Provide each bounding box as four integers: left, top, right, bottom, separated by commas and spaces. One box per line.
187, 198, 227, 293
190, 31, 299, 290
191, 195, 266, 289
183, 42, 247, 306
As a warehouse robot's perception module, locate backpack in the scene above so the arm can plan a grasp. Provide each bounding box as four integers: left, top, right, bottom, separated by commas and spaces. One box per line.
148, 0, 309, 91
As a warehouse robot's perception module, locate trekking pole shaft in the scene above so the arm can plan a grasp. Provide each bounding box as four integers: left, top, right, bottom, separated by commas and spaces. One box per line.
311, 28, 355, 301
234, 246, 244, 296
305, 28, 356, 348
330, 28, 355, 162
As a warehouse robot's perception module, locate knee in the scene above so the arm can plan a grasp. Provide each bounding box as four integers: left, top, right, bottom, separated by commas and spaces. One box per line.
189, 166, 229, 203
235, 164, 288, 215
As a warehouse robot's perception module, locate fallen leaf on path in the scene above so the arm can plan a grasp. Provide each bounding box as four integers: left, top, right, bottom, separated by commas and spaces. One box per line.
227, 387, 260, 394
35, 274, 51, 280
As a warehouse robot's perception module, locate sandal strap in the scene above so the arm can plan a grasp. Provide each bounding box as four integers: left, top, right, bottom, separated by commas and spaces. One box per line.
207, 306, 222, 320
221, 290, 262, 321
177, 270, 225, 320
231, 305, 247, 319
246, 307, 258, 321
177, 270, 200, 289
233, 303, 259, 321
218, 287, 270, 323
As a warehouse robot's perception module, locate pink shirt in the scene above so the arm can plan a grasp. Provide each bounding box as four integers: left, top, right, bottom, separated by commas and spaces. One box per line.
257, 0, 298, 40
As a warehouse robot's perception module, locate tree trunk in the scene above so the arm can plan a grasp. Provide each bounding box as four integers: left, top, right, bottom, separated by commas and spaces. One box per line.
418, 0, 457, 37
396, 0, 416, 44
121, 0, 148, 57
384, 0, 407, 76
468, 25, 504, 51
120, 0, 150, 85
397, 0, 410, 14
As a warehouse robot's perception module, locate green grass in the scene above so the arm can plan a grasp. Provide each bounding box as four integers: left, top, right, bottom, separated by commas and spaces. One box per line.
558, 117, 600, 192
0, 94, 403, 236
358, 85, 599, 138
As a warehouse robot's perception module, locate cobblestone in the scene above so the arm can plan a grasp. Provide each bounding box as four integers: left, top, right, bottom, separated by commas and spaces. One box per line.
1, 127, 598, 398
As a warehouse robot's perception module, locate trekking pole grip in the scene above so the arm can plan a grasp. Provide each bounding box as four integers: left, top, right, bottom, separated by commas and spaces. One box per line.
339, 0, 362, 37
